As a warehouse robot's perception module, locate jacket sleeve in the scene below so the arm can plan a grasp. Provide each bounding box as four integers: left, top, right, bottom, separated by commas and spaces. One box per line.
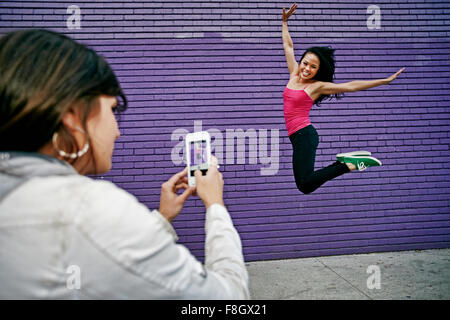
71, 178, 249, 299
203, 204, 250, 299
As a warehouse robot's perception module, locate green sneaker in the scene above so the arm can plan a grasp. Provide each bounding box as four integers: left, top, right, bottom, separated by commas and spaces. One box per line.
341, 155, 382, 171
336, 150, 371, 162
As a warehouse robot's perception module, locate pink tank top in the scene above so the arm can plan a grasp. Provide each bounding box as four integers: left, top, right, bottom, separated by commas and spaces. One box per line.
283, 86, 314, 136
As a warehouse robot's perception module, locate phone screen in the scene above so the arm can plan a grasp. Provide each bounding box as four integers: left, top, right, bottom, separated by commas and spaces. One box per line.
189, 140, 208, 176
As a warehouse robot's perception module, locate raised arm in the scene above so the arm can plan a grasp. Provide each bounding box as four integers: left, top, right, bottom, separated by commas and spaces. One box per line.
315, 68, 406, 95
282, 3, 298, 75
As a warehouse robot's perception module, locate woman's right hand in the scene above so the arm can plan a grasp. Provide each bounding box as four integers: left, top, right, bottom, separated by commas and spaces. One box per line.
194, 156, 224, 209
282, 3, 298, 22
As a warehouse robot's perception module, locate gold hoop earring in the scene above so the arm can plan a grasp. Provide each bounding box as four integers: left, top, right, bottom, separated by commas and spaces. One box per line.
52, 132, 89, 159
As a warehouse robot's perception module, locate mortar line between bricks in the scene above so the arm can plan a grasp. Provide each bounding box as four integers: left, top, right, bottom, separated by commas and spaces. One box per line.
315, 258, 373, 300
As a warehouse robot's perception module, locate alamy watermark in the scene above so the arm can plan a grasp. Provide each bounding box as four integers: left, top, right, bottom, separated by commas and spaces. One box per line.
366, 265, 381, 290
367, 5, 381, 30
66, 5, 81, 29
171, 121, 280, 176
66, 265, 81, 290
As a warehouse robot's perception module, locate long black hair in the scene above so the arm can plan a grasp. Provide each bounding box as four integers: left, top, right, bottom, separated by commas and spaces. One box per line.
299, 46, 342, 106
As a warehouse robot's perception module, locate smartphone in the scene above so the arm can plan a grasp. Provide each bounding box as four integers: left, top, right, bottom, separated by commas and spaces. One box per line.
185, 131, 211, 187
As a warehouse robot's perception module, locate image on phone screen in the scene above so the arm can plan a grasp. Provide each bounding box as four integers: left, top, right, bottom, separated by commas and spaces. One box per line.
190, 140, 208, 176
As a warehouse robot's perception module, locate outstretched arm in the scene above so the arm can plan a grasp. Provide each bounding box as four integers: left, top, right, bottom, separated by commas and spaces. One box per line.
282, 3, 298, 75
316, 68, 406, 95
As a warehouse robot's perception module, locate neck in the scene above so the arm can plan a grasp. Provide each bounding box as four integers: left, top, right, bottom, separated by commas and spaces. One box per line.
297, 78, 315, 86
296, 75, 314, 84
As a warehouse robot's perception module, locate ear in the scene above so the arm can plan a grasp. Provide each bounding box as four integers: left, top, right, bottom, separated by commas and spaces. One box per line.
61, 108, 83, 133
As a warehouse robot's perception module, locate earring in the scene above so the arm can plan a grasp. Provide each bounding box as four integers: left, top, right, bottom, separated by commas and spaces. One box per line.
52, 131, 89, 159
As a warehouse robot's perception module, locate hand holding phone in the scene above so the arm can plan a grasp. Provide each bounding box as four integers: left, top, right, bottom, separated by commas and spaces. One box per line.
194, 156, 224, 209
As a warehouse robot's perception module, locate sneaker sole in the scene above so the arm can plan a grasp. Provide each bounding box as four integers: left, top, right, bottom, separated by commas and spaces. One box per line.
345, 155, 382, 167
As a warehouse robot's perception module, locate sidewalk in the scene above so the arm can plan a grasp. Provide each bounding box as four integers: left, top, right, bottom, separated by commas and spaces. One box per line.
246, 248, 450, 300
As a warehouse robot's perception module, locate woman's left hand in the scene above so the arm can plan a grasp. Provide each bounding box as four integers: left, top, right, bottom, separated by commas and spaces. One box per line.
158, 167, 195, 222
386, 67, 406, 84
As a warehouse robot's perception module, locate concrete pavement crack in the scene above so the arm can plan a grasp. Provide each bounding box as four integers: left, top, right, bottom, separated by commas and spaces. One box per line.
314, 258, 374, 300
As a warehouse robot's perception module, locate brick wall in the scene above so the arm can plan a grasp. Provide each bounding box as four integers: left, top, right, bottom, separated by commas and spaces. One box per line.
1, 0, 450, 261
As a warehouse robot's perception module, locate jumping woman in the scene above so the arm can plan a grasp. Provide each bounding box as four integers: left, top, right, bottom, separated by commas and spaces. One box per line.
282, 2, 405, 194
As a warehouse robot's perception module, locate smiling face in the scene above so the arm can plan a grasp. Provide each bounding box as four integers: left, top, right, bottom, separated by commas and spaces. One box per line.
298, 52, 320, 81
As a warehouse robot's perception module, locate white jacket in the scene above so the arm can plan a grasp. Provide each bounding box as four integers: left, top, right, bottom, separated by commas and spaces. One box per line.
0, 152, 249, 299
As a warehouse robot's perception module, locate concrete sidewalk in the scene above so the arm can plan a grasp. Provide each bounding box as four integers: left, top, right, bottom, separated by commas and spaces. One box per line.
246, 248, 450, 300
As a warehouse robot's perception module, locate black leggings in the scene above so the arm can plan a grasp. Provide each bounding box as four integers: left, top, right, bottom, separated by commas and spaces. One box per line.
289, 125, 350, 194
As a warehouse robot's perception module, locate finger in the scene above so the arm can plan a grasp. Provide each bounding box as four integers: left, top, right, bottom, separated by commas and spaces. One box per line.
290, 3, 298, 13
210, 156, 220, 170
178, 186, 195, 204
180, 177, 188, 184
194, 169, 202, 179
167, 167, 188, 186
175, 176, 188, 187
207, 163, 218, 175
210, 155, 218, 167
175, 183, 189, 191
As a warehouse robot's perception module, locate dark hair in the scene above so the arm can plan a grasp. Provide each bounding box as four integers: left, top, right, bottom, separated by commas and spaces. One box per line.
299, 46, 342, 106
0, 29, 127, 167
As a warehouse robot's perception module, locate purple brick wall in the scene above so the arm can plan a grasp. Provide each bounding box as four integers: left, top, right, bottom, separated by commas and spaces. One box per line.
1, 0, 450, 262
